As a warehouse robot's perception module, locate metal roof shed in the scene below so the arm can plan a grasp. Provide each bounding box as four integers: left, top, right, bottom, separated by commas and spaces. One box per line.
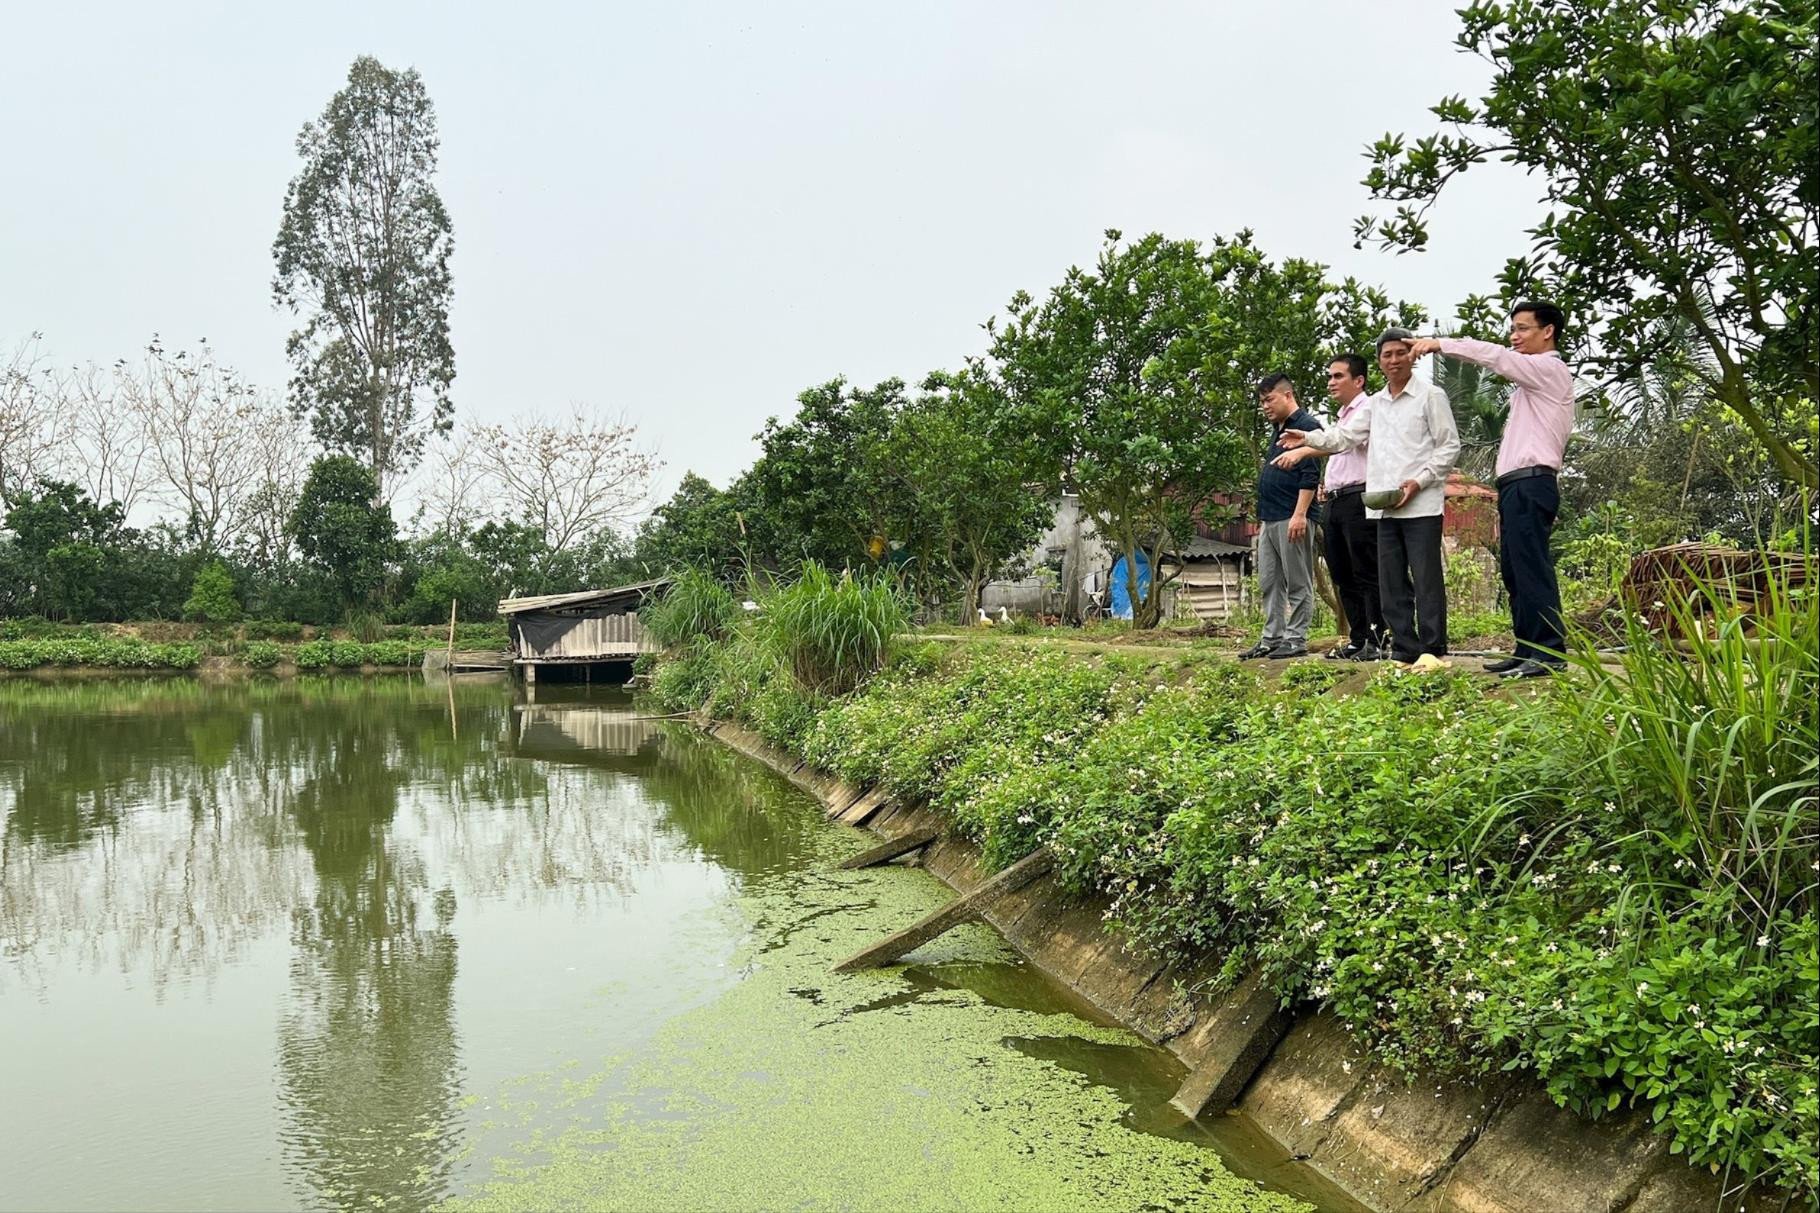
497, 578, 670, 678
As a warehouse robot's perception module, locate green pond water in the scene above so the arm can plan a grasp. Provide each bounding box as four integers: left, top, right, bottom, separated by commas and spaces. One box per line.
0, 676, 1346, 1212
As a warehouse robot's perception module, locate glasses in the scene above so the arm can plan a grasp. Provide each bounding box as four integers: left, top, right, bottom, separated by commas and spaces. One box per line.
1510, 323, 1542, 334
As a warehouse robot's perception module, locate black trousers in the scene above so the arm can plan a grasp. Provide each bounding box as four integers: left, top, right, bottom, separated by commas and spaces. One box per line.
1498, 475, 1565, 660
1323, 492, 1384, 647
1378, 515, 1446, 659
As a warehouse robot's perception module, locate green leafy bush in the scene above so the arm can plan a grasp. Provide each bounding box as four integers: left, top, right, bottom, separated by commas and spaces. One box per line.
182, 560, 242, 624
293, 640, 333, 670
643, 568, 739, 647
761, 562, 907, 695
366, 640, 417, 667
243, 641, 284, 669
0, 637, 200, 669
327, 641, 366, 668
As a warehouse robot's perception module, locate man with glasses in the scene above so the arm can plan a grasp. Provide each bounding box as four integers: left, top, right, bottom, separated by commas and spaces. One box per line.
1409, 302, 1572, 679
1275, 330, 1460, 664
1239, 373, 1323, 660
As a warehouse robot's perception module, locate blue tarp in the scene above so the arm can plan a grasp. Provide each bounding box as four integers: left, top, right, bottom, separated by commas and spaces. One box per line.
1107, 551, 1151, 620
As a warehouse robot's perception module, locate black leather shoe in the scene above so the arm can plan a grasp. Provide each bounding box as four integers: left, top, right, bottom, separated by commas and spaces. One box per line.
1499, 659, 1560, 679
1239, 642, 1276, 660
1482, 656, 1524, 674
1326, 642, 1362, 661
1271, 643, 1308, 659
1349, 643, 1383, 662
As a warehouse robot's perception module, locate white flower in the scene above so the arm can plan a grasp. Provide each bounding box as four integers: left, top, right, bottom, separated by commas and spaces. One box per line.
1636, 981, 1650, 996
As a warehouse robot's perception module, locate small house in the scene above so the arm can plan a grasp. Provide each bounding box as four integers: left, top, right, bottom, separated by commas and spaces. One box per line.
497, 578, 670, 683
1158, 536, 1250, 624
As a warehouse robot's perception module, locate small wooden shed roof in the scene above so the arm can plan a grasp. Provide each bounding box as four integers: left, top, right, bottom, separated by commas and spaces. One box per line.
498, 577, 672, 617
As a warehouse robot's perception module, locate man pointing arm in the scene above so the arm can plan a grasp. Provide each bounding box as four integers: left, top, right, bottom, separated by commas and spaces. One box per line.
1409, 301, 1573, 679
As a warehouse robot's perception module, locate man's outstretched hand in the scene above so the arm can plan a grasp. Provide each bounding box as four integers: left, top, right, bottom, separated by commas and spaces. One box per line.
1271, 447, 1313, 470
1279, 429, 1308, 449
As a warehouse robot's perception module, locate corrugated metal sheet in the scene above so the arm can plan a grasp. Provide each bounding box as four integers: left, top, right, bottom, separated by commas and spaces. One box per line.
518, 611, 659, 659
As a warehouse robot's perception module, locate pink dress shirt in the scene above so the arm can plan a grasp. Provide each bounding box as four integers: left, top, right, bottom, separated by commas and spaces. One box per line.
1322, 392, 1370, 490
1437, 337, 1575, 478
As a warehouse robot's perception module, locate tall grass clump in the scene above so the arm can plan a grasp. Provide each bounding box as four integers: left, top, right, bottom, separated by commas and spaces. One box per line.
644, 568, 740, 648
1560, 550, 1818, 935
761, 562, 907, 695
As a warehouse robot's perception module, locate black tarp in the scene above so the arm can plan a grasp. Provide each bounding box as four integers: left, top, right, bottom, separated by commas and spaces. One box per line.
513, 610, 594, 655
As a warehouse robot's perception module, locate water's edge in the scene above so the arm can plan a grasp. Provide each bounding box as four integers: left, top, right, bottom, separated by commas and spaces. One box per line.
701, 718, 1754, 1213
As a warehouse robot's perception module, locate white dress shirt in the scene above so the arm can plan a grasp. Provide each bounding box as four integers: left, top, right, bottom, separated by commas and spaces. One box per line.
1301, 373, 1461, 519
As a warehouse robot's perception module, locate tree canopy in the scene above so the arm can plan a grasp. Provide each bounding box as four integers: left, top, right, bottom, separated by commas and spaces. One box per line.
1357, 0, 1818, 488
274, 56, 456, 495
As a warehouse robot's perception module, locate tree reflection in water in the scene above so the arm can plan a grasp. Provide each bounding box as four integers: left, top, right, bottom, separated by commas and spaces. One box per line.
0, 676, 830, 1211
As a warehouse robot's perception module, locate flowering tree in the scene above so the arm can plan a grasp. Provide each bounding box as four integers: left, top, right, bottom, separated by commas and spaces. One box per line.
471, 408, 660, 556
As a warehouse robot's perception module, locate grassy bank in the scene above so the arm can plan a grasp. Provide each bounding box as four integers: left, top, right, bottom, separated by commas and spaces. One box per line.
647, 574, 1817, 1201
0, 619, 509, 672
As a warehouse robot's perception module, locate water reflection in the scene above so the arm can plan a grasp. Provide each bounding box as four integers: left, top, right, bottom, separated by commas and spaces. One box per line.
0, 677, 778, 1211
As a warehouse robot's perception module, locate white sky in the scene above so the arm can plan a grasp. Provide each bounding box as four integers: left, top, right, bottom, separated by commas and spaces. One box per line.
1, 1, 1542, 504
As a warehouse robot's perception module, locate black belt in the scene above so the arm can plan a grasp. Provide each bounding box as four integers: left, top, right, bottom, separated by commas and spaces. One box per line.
1495, 465, 1558, 488
1328, 484, 1364, 500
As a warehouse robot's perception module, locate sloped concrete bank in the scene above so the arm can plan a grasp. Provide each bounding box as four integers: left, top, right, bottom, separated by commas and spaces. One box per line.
704, 719, 1772, 1213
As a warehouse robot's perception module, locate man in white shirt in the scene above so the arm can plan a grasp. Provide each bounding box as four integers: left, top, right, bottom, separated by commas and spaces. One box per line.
1276, 329, 1461, 662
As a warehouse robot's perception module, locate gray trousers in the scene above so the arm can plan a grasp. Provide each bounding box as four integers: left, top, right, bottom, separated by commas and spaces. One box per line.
1257, 518, 1314, 645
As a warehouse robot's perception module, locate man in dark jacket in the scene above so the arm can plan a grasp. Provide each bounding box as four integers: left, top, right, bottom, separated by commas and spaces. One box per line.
1241, 374, 1323, 659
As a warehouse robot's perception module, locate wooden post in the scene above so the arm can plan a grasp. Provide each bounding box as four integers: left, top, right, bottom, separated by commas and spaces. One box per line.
838, 826, 941, 870
833, 845, 1055, 972
446, 598, 457, 669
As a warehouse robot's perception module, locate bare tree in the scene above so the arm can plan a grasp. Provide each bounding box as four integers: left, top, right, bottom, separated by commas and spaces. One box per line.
60, 361, 150, 516
239, 401, 312, 568
413, 424, 491, 538
0, 335, 71, 505
472, 407, 660, 554
120, 338, 270, 552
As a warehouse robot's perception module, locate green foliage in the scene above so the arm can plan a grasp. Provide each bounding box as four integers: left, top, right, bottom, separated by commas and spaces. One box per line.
1358, 0, 1818, 489
289, 456, 399, 613
633, 472, 757, 581
0, 480, 194, 621
182, 560, 242, 624
643, 569, 739, 647
345, 610, 386, 644
1558, 549, 1817, 936
745, 379, 905, 571
244, 640, 284, 669
879, 370, 1052, 620
273, 55, 455, 486
0, 637, 200, 670
327, 641, 366, 668
244, 619, 305, 641
653, 548, 1818, 1194
760, 562, 907, 695
293, 640, 333, 670
989, 229, 1420, 627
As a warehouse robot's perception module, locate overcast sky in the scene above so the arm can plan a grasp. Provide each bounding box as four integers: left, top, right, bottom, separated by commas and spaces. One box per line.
2, 1, 1542, 504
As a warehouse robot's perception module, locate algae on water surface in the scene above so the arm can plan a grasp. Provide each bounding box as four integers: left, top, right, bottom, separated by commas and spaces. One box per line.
446, 817, 1310, 1213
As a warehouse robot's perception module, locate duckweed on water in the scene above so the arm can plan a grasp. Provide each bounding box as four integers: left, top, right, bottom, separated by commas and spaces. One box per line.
446, 826, 1309, 1213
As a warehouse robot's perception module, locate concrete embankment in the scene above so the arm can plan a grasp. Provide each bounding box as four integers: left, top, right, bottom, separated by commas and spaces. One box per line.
704, 718, 1772, 1213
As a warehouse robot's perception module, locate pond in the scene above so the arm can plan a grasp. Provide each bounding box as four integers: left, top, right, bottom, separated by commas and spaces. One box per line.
0, 677, 1348, 1212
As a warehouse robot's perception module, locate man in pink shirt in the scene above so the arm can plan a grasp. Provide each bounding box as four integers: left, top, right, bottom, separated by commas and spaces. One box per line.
1317, 354, 1386, 660
1410, 301, 1573, 678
